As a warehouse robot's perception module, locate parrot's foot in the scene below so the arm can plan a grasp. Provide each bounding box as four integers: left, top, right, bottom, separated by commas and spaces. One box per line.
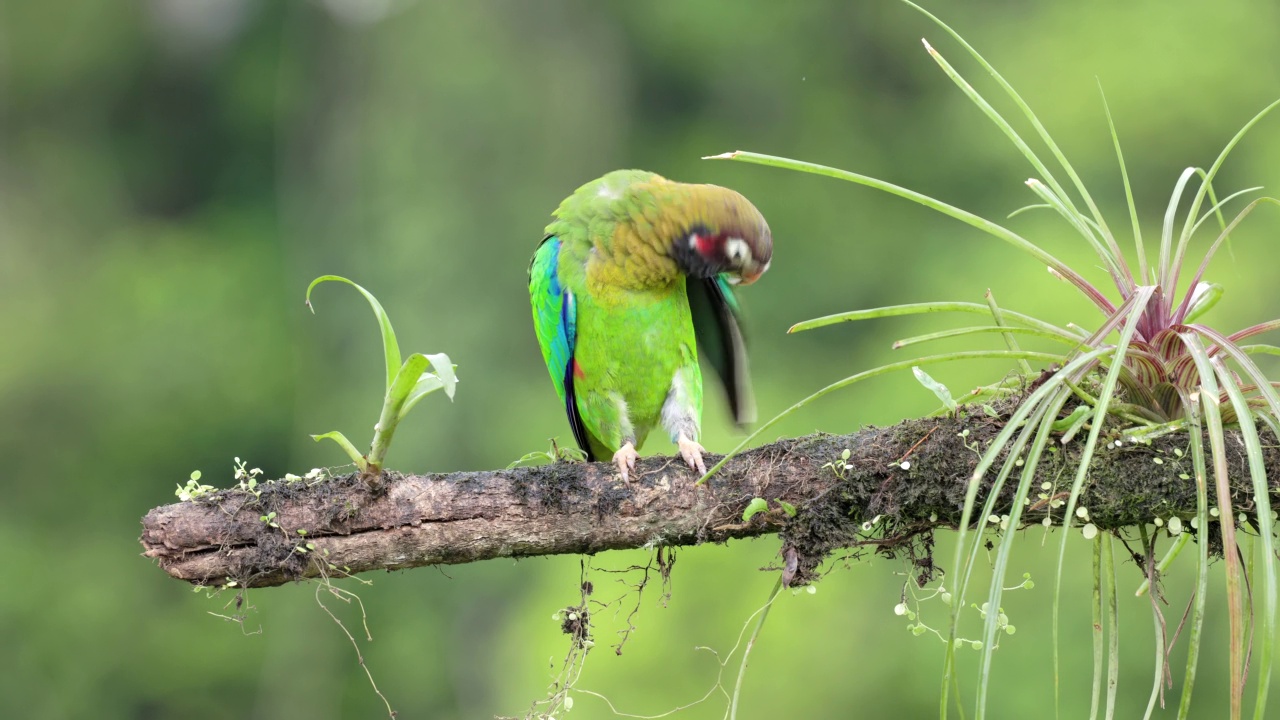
677, 434, 708, 478
612, 442, 639, 483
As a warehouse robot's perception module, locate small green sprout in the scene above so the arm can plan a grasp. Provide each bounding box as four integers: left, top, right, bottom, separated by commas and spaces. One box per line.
175, 470, 215, 502
232, 458, 265, 496
507, 439, 588, 469
742, 498, 768, 522
821, 448, 853, 478
913, 366, 957, 412
740, 498, 799, 522
306, 275, 458, 476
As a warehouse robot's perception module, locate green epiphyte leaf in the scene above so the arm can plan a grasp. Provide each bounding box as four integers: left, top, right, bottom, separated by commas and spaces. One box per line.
1183, 282, 1223, 324
913, 366, 957, 412
311, 431, 367, 471
306, 275, 403, 392
742, 497, 768, 522
424, 352, 458, 400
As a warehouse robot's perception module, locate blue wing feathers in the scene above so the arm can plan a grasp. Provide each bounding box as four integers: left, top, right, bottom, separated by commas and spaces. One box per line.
531, 238, 570, 398
530, 236, 594, 459
560, 289, 592, 460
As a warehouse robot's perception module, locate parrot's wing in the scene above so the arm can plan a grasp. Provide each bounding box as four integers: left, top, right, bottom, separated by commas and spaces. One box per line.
529, 237, 594, 460
688, 275, 756, 427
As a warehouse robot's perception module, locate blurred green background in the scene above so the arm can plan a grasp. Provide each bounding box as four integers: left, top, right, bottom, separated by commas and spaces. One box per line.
5, 0, 1280, 717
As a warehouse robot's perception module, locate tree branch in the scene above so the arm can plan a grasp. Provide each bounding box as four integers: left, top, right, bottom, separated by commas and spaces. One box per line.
140, 410, 1279, 589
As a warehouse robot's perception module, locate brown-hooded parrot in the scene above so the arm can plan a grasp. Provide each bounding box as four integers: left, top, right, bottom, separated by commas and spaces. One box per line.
528, 169, 772, 482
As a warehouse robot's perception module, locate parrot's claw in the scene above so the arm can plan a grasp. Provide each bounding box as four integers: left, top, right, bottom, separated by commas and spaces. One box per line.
677, 435, 708, 478
613, 442, 639, 483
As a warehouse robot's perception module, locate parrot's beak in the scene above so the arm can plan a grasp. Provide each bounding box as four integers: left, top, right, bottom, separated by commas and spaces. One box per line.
738, 259, 769, 285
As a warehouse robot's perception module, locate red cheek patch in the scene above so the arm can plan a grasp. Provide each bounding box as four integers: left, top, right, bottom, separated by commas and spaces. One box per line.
695, 234, 719, 256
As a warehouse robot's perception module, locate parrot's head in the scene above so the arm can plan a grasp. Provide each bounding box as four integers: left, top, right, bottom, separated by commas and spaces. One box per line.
669, 185, 773, 286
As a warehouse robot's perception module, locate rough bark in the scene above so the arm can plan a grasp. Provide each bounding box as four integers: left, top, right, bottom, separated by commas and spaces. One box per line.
140, 409, 1280, 589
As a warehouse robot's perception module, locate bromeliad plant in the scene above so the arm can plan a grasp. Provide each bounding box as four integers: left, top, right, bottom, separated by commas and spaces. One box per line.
703, 2, 1280, 718
305, 275, 457, 477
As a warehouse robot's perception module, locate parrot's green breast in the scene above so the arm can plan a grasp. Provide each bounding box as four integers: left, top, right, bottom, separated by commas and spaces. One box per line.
571, 277, 701, 458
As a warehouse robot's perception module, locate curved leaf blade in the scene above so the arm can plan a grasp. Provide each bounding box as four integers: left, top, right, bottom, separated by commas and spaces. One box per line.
306, 275, 403, 392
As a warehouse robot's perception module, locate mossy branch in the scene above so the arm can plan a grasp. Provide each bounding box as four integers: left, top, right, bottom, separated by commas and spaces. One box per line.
140, 408, 1280, 589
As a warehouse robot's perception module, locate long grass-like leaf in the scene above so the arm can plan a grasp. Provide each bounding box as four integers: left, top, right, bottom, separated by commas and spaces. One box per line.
976, 388, 1071, 717
1164, 167, 1227, 311
1053, 287, 1155, 717
791, 301, 1082, 340
1181, 333, 1244, 719
918, 38, 1125, 290
1215, 357, 1275, 719
1172, 98, 1280, 291
1174, 199, 1280, 324
1105, 533, 1121, 720
1230, 320, 1280, 344
1176, 402, 1211, 719
957, 396, 1052, 717
893, 325, 1078, 350
306, 275, 403, 391
1140, 524, 1168, 720
1157, 168, 1201, 318
1121, 418, 1189, 443
1091, 534, 1105, 720
729, 576, 783, 720
899, 0, 1127, 278
1099, 84, 1147, 285
986, 290, 1035, 374
1007, 202, 1053, 219
697, 349, 1062, 484
1006, 202, 1109, 240
1207, 391, 1244, 720
1135, 532, 1192, 598
705, 151, 1117, 314
1191, 328, 1278, 718
937, 347, 1114, 716
1023, 177, 1124, 290
1186, 186, 1263, 242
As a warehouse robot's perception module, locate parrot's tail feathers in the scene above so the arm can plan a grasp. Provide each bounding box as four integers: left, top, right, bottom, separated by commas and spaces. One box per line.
563, 363, 595, 462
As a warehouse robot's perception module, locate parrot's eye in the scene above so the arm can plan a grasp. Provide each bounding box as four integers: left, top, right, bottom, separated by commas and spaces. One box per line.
724, 237, 749, 265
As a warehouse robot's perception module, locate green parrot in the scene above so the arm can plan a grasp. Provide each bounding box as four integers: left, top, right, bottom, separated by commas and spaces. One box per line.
527, 170, 772, 482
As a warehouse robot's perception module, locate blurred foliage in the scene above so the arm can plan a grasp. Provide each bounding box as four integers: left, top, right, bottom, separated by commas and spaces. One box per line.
3, 0, 1280, 718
